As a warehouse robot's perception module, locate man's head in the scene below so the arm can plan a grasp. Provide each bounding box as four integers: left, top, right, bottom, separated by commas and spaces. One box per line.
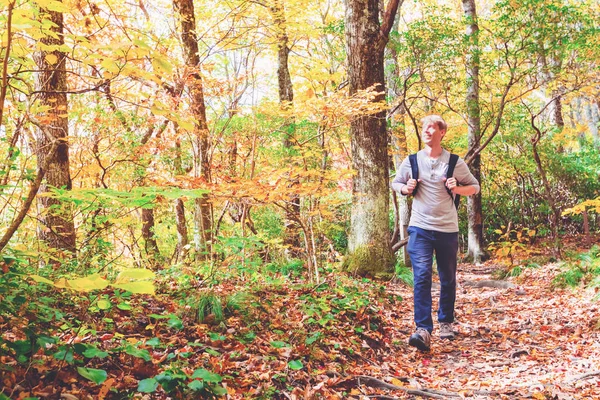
421, 115, 447, 148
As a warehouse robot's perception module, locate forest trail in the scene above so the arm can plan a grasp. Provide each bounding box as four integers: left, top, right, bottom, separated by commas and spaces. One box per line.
3, 257, 600, 399
374, 262, 600, 399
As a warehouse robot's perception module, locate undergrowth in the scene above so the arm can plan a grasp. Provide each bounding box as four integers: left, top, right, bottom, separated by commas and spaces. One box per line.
553, 245, 600, 289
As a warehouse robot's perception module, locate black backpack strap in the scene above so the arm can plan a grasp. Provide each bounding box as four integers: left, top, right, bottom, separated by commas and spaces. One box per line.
408, 153, 419, 195
446, 153, 460, 209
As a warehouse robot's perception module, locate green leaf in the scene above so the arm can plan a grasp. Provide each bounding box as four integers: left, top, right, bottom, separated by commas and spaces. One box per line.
112, 281, 155, 295
77, 367, 107, 384
146, 337, 161, 347
44, 0, 70, 12
36, 335, 57, 348
117, 302, 132, 310
188, 379, 204, 391
212, 385, 228, 395
191, 368, 222, 383
152, 54, 173, 75
115, 268, 155, 282
53, 348, 74, 364
288, 360, 303, 370
149, 313, 168, 320
83, 347, 109, 359
97, 299, 111, 310
28, 274, 54, 285
124, 345, 151, 361
55, 274, 109, 292
207, 332, 225, 341
167, 315, 183, 330
270, 341, 289, 348
305, 331, 322, 345
205, 348, 220, 357
137, 377, 158, 393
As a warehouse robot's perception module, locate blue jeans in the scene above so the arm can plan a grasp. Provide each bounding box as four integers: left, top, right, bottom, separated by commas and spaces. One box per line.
407, 226, 459, 333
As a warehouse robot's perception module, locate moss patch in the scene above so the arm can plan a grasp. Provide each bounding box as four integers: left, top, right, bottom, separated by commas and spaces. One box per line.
343, 244, 395, 278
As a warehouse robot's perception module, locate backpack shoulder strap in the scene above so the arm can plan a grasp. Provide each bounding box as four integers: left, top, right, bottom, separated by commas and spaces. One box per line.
408, 153, 419, 195
447, 153, 459, 178
446, 153, 460, 209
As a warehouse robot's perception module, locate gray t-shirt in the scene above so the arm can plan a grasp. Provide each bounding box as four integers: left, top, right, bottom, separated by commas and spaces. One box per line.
392, 149, 480, 233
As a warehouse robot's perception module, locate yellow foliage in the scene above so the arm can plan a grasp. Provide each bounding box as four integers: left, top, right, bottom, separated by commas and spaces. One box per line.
563, 198, 600, 216
26, 269, 156, 295
44, 53, 58, 64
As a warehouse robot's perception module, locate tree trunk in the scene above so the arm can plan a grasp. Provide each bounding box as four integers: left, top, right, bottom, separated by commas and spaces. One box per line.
530, 121, 561, 257
34, 2, 76, 254
273, 0, 293, 107
271, 0, 301, 258
175, 198, 189, 261
173, 137, 189, 262
141, 208, 160, 257
343, 0, 401, 276
174, 0, 213, 259
582, 208, 591, 248
584, 99, 599, 147
390, 105, 411, 267
384, 5, 410, 268
462, 0, 488, 263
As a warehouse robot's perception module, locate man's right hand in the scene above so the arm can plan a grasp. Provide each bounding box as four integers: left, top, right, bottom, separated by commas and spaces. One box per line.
404, 178, 420, 195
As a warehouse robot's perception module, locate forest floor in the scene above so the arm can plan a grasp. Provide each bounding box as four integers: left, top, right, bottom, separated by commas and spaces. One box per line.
2, 238, 600, 399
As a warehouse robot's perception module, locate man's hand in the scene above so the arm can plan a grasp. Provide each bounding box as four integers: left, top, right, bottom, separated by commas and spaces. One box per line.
443, 177, 457, 193
404, 178, 420, 195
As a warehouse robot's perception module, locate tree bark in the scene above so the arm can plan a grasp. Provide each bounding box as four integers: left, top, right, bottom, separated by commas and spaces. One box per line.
343, 0, 400, 276
582, 208, 591, 248
530, 117, 561, 257
141, 208, 160, 257
174, 0, 213, 259
173, 137, 189, 262
34, 2, 76, 254
270, 0, 302, 258
584, 99, 599, 148
462, 0, 488, 263
385, 4, 410, 268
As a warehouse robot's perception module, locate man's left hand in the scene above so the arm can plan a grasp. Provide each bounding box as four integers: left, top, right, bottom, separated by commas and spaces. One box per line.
444, 177, 457, 192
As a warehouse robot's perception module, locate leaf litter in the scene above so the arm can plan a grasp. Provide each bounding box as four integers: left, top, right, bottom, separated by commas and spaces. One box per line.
1, 255, 599, 399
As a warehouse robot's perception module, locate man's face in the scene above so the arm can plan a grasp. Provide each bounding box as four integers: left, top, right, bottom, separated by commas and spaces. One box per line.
421, 122, 446, 147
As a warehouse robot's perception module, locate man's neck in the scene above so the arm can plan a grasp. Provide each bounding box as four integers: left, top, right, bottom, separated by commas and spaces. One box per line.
423, 145, 443, 159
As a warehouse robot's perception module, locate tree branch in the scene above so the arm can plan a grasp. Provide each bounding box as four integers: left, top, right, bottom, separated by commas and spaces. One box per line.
0, 119, 58, 253
355, 375, 460, 399
380, 0, 403, 39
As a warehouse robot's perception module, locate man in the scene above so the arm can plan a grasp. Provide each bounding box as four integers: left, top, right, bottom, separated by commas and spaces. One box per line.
392, 115, 480, 352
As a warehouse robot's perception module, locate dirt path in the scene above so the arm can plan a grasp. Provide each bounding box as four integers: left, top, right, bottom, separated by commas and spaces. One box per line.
377, 263, 600, 399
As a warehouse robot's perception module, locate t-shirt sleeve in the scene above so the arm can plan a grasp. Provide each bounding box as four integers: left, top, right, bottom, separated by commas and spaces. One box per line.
455, 158, 480, 194
391, 157, 412, 194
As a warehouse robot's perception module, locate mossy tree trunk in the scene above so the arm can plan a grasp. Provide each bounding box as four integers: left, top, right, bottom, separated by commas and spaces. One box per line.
462, 0, 488, 263
343, 0, 401, 276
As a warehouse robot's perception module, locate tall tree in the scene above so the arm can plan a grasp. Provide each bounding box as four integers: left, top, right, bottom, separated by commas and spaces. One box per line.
269, 0, 301, 257
385, 0, 410, 266
462, 0, 487, 262
174, 0, 213, 259
34, 2, 76, 254
344, 0, 401, 276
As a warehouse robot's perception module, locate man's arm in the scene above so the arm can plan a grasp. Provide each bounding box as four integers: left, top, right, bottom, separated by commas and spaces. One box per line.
449, 183, 478, 196
391, 157, 413, 195
445, 158, 480, 196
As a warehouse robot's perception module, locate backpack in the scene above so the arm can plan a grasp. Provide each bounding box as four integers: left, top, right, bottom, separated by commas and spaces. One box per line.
408, 153, 461, 210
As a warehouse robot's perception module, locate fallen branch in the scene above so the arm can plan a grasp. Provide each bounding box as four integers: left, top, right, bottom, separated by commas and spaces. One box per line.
463, 280, 516, 289
355, 376, 461, 399
566, 370, 600, 383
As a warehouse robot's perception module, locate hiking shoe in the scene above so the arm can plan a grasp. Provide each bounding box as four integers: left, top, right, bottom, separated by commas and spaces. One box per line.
439, 322, 455, 340
408, 328, 431, 352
